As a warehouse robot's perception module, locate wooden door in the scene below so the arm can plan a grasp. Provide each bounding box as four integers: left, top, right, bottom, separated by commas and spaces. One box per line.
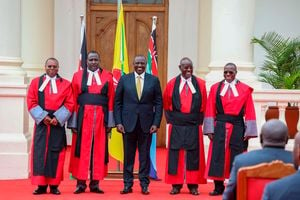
87, 1, 168, 146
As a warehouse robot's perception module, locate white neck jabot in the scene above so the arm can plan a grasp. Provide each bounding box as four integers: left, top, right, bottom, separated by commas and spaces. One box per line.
179, 76, 196, 94
87, 69, 101, 86
220, 80, 239, 97
38, 75, 58, 94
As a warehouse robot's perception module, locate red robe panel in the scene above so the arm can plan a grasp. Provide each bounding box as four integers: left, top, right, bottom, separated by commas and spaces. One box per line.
204, 81, 257, 180
69, 69, 114, 180
27, 76, 74, 185
164, 76, 207, 184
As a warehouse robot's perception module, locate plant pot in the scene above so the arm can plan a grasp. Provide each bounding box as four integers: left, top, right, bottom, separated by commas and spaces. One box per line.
265, 106, 279, 121
285, 106, 299, 139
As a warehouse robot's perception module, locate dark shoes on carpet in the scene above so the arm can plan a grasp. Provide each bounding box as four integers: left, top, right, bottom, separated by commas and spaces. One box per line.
33, 185, 60, 195
74, 186, 86, 194
120, 186, 149, 195
170, 186, 199, 195
32, 187, 47, 195
170, 187, 180, 195
90, 187, 104, 194
141, 186, 149, 195
189, 187, 199, 195
120, 187, 133, 194
209, 189, 224, 196
50, 187, 61, 195
74, 186, 104, 194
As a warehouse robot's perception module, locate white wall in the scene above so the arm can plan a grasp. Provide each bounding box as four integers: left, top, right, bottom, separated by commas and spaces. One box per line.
253, 0, 300, 87
54, 0, 85, 81
167, 0, 199, 80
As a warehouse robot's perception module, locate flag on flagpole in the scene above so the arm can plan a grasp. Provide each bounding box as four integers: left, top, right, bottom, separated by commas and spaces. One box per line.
108, 1, 128, 162
146, 16, 158, 76
146, 16, 160, 180
78, 16, 87, 71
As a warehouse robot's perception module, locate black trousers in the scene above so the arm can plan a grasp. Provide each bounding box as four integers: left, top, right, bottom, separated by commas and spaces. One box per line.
122, 118, 152, 188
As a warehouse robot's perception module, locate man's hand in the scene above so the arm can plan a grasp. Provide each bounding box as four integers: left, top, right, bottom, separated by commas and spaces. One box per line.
116, 124, 125, 134
43, 116, 51, 125
106, 127, 112, 133
50, 117, 58, 126
244, 135, 251, 141
207, 133, 214, 141
71, 128, 78, 133
150, 125, 158, 134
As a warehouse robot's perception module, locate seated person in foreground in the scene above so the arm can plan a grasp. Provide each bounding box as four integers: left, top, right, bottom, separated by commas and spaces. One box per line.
223, 119, 293, 200
262, 132, 300, 200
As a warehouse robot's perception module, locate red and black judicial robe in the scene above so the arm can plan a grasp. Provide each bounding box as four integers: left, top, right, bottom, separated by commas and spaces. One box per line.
27, 74, 74, 186
204, 80, 257, 180
68, 68, 115, 180
164, 75, 207, 184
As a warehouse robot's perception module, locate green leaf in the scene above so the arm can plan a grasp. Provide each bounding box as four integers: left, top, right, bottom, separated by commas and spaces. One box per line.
252, 32, 300, 89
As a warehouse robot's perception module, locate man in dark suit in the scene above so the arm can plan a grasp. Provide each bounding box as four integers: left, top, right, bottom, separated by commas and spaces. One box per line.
114, 55, 163, 195
262, 132, 300, 200
223, 119, 293, 200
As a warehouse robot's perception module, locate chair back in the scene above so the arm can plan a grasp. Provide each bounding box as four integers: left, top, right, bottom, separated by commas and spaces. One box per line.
237, 160, 296, 200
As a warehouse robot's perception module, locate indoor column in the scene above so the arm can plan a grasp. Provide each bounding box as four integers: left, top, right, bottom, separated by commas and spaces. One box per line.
0, 0, 29, 179
205, 0, 261, 89
21, 0, 54, 78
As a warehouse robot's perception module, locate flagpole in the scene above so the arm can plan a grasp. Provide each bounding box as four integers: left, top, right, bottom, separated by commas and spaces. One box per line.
152, 16, 157, 27
80, 15, 84, 45
80, 15, 84, 24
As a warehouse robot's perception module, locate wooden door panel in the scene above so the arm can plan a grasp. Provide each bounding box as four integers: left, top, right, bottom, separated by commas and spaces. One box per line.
90, 11, 117, 71
89, 6, 168, 146
126, 11, 166, 146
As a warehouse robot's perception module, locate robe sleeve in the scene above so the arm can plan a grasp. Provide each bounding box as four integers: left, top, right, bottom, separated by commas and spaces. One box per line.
244, 89, 258, 137
67, 74, 79, 129
54, 82, 74, 126
106, 73, 115, 128
203, 85, 217, 134
27, 78, 48, 125
163, 80, 174, 112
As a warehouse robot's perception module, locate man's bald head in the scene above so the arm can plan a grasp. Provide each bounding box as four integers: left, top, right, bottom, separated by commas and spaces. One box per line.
293, 132, 300, 169
260, 119, 288, 148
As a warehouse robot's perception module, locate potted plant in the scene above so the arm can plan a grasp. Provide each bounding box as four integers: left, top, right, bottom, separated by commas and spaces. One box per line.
252, 32, 300, 138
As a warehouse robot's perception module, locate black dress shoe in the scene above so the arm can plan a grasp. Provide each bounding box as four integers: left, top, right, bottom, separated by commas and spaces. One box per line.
74, 186, 86, 194
50, 188, 61, 195
189, 188, 199, 195
33, 187, 47, 195
209, 190, 224, 196
170, 187, 180, 195
90, 187, 104, 194
120, 187, 133, 194
141, 187, 149, 195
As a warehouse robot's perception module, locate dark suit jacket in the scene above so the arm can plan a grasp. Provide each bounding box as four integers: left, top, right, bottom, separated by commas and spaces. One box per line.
262, 171, 300, 200
114, 72, 163, 133
223, 147, 293, 200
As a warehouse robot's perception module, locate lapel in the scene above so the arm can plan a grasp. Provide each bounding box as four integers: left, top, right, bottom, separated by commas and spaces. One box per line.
140, 73, 149, 100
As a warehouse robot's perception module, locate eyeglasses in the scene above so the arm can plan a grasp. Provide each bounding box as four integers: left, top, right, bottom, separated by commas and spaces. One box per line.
224, 71, 234, 75
47, 65, 58, 69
